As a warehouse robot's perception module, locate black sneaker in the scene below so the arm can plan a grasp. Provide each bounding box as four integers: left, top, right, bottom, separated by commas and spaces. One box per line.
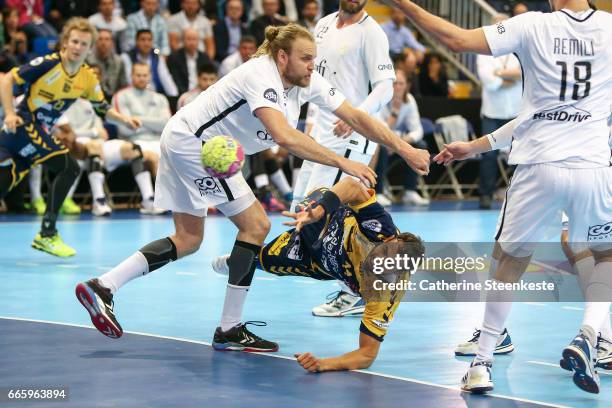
75, 279, 123, 339
212, 321, 279, 352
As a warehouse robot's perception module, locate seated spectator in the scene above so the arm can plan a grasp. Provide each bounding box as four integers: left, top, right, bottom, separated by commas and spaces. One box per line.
177, 62, 218, 109
5, 0, 57, 44
88, 29, 128, 100
382, 8, 425, 62
167, 28, 213, 95
2, 7, 19, 47
88, 0, 128, 52
125, 0, 170, 56
391, 51, 420, 96
167, 0, 215, 60
218, 35, 257, 77
48, 0, 98, 32
376, 69, 429, 206
297, 0, 319, 33
122, 29, 178, 96
418, 52, 449, 97
250, 0, 287, 45
213, 0, 249, 63
250, 0, 298, 22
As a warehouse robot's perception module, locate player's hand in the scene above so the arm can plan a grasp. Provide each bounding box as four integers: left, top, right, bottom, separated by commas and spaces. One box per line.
294, 352, 323, 373
333, 119, 353, 139
339, 158, 377, 187
125, 116, 142, 130
3, 113, 23, 133
433, 141, 475, 165
400, 147, 430, 175
282, 204, 324, 231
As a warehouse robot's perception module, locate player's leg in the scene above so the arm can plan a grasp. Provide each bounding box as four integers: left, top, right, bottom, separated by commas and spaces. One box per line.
262, 148, 292, 203
290, 157, 314, 211
212, 196, 278, 352
250, 151, 286, 212
28, 165, 46, 215
56, 128, 86, 215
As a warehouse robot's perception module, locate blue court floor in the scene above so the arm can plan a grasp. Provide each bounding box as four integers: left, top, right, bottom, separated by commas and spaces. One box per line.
0, 203, 609, 408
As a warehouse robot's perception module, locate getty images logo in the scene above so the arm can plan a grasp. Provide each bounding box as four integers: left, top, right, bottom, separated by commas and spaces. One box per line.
532, 105, 592, 123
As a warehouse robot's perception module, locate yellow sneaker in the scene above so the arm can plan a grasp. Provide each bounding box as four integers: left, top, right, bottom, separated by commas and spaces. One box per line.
31, 233, 76, 257
32, 197, 46, 215
60, 197, 81, 215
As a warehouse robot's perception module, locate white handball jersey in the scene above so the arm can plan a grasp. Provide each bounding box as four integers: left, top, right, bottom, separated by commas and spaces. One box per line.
173, 55, 346, 154
483, 8, 612, 168
311, 12, 395, 154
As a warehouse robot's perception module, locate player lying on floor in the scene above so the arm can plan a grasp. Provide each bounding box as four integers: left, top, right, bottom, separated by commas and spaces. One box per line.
213, 177, 424, 372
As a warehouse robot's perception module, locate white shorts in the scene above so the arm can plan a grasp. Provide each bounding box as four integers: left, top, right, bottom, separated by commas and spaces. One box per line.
154, 119, 255, 218
292, 146, 373, 210
496, 163, 612, 255
102, 139, 161, 172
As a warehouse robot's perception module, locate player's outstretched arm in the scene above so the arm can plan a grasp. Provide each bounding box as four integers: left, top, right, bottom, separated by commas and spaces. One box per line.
0, 73, 23, 133
256, 107, 377, 187
382, 0, 491, 54
295, 332, 381, 372
334, 101, 430, 175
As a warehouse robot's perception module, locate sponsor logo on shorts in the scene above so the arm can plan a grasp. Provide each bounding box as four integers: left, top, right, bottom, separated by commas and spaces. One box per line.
371, 319, 389, 329
496, 22, 505, 35
532, 105, 592, 123
361, 219, 382, 233
287, 235, 303, 261
194, 176, 221, 196
588, 222, 612, 241
18, 144, 37, 158
263, 88, 278, 103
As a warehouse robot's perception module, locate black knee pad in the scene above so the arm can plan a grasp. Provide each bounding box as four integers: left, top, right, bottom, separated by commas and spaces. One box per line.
130, 143, 145, 175
66, 154, 80, 178
86, 154, 103, 173
139, 237, 178, 273
228, 241, 260, 287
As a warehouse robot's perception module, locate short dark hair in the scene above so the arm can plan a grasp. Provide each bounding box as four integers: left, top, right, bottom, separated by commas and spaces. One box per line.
197, 62, 218, 76
302, 0, 319, 8
136, 29, 153, 40
240, 35, 257, 46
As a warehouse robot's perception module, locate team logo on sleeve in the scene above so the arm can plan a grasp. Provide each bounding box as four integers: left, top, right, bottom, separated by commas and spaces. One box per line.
496, 22, 506, 35
588, 222, 612, 241
30, 57, 44, 66
263, 88, 278, 103
361, 219, 383, 233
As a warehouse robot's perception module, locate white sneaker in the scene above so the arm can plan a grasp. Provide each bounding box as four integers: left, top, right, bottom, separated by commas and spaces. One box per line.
140, 198, 168, 215
92, 198, 112, 217
402, 190, 430, 206
596, 336, 612, 370
311, 291, 365, 317
455, 328, 515, 356
376, 193, 393, 207
212, 254, 230, 276
461, 360, 494, 393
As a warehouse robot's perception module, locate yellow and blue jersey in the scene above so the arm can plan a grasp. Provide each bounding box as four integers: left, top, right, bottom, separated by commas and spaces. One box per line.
259, 190, 405, 341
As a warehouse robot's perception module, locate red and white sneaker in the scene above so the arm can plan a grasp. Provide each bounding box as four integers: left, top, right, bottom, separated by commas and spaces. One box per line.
261, 192, 287, 212
75, 279, 123, 339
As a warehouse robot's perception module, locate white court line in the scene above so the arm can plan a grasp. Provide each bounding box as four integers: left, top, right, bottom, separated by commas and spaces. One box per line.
524, 302, 547, 307
562, 306, 584, 311
527, 361, 612, 377
0, 316, 567, 408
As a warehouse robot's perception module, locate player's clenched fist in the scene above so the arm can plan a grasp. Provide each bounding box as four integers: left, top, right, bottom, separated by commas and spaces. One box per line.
295, 352, 323, 372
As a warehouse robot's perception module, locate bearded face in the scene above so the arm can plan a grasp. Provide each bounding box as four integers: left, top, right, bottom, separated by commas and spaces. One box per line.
339, 0, 367, 15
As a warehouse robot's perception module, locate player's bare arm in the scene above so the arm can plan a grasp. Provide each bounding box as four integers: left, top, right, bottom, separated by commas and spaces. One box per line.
255, 106, 377, 187
382, 0, 492, 54
334, 101, 430, 175
105, 108, 142, 130
0, 73, 23, 133
295, 332, 381, 372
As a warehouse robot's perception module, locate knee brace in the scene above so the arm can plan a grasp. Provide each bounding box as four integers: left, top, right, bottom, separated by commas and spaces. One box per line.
139, 237, 178, 273
86, 154, 103, 173
130, 143, 145, 175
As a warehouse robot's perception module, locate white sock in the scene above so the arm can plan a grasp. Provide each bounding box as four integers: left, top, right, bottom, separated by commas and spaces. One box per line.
29, 165, 43, 201
582, 302, 612, 338
88, 171, 106, 200
220, 284, 249, 332
292, 168, 300, 190
98, 252, 149, 294
134, 171, 154, 201
254, 174, 269, 189
582, 261, 612, 333
66, 170, 83, 199
270, 169, 291, 195
475, 279, 514, 363
600, 310, 612, 342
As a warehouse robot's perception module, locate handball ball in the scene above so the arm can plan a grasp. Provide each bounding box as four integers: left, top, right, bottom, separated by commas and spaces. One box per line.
201, 135, 245, 179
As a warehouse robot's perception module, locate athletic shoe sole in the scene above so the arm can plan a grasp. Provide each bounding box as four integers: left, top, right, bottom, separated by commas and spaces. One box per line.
312, 306, 366, 317
212, 342, 278, 353
561, 346, 599, 394
461, 384, 494, 394
75, 283, 122, 339
31, 242, 75, 258
455, 343, 515, 356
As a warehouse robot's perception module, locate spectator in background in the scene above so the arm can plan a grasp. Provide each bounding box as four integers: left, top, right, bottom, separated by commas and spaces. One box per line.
376, 69, 428, 206
122, 29, 178, 96
5, 0, 57, 43
381, 8, 425, 62
475, 13, 522, 209
167, 0, 215, 60
250, 0, 288, 45
391, 51, 420, 96
89, 0, 128, 52
48, 0, 98, 32
297, 0, 319, 33
213, 0, 249, 63
177, 63, 218, 109
167, 28, 213, 95
218, 35, 257, 77
88, 29, 128, 100
511, 2, 529, 16
9, 30, 36, 65
250, 0, 298, 22
125, 0, 170, 56
418, 52, 449, 97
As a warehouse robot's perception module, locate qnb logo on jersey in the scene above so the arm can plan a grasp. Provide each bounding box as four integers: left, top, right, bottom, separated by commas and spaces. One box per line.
377, 64, 393, 71
588, 222, 612, 241
263, 88, 278, 104
532, 105, 592, 123
194, 176, 221, 196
